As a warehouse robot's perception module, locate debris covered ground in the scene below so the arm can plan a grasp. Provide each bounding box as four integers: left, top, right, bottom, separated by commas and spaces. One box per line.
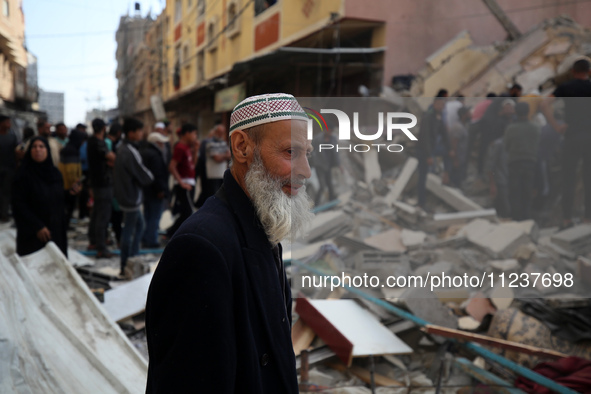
1, 14, 591, 394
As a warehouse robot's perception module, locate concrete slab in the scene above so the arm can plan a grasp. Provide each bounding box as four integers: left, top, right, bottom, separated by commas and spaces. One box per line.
1, 242, 147, 393
384, 157, 418, 205
431, 209, 497, 229
103, 273, 154, 323
551, 224, 591, 253
426, 173, 483, 211
364, 228, 406, 253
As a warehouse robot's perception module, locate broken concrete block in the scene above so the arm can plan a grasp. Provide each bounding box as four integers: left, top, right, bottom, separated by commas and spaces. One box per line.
464, 294, 497, 322
426, 30, 473, 71
392, 200, 422, 225
430, 209, 497, 229
364, 229, 406, 253
543, 39, 572, 55
305, 210, 351, 243
458, 316, 481, 330
551, 224, 591, 255
490, 259, 520, 271
426, 174, 483, 211
103, 273, 154, 322
538, 236, 577, 260
513, 243, 537, 262
502, 220, 539, 242
515, 66, 554, 95
401, 229, 426, 249
403, 287, 458, 329
384, 157, 418, 205
489, 286, 514, 310
364, 149, 381, 184
462, 219, 530, 258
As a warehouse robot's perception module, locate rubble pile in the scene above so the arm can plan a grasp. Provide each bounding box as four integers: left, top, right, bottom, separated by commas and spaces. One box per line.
288, 154, 591, 393
409, 16, 591, 98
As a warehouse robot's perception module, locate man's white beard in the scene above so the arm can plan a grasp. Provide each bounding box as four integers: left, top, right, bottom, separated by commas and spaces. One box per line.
245, 151, 314, 246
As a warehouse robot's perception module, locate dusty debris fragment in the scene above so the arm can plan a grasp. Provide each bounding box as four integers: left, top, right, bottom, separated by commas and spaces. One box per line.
384, 157, 418, 205
464, 294, 497, 322
513, 242, 537, 261
430, 209, 497, 229
364, 229, 406, 253
426, 174, 483, 212
400, 229, 427, 249
551, 224, 591, 255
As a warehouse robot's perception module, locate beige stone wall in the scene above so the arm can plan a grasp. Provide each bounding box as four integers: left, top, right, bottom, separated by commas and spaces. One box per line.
344, 0, 591, 86
0, 0, 27, 103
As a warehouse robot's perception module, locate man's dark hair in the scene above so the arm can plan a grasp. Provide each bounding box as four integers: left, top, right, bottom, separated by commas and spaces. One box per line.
436, 89, 448, 97
515, 102, 529, 118
510, 83, 523, 92
109, 122, 122, 137
55, 122, 66, 129
179, 123, 197, 136
0, 115, 9, 123
37, 119, 48, 131
122, 118, 144, 135
573, 59, 591, 74
92, 118, 106, 134
486, 92, 497, 98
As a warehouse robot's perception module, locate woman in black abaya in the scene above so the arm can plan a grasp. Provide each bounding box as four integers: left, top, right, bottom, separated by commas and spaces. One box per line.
12, 136, 68, 256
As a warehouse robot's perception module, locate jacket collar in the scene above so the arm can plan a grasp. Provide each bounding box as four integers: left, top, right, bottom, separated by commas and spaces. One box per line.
222, 169, 273, 252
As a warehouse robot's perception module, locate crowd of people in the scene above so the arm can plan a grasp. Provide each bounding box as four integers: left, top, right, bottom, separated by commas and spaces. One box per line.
0, 114, 232, 278
416, 58, 591, 228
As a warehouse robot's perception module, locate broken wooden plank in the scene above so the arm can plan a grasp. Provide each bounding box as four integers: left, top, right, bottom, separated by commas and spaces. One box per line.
426, 173, 483, 211
327, 362, 404, 387
384, 157, 418, 205
424, 324, 568, 360
291, 319, 316, 357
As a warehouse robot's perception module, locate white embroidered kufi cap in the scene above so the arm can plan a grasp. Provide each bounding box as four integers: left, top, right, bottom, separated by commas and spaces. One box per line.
229, 93, 308, 136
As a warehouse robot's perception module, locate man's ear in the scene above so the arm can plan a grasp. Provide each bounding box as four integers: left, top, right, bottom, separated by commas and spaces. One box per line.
230, 130, 252, 164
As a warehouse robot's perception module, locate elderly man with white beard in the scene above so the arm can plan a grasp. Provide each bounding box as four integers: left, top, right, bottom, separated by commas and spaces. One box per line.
145, 93, 314, 394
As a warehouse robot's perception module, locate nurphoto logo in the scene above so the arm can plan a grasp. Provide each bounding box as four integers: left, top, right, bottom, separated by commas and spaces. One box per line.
304, 107, 418, 153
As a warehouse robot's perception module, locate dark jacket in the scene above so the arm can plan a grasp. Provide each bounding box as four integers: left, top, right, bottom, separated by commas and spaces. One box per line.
113, 140, 154, 211
504, 120, 540, 164
417, 107, 449, 159
145, 170, 298, 394
87, 135, 111, 189
140, 141, 170, 200
12, 137, 67, 256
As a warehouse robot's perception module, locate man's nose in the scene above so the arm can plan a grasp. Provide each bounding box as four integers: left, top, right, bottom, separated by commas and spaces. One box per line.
293, 153, 312, 180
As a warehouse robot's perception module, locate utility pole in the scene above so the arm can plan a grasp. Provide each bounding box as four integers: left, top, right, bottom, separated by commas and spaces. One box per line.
482, 0, 521, 40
